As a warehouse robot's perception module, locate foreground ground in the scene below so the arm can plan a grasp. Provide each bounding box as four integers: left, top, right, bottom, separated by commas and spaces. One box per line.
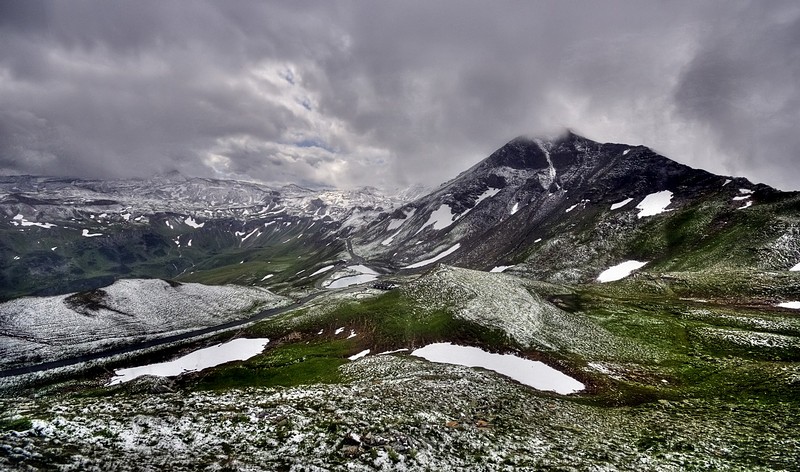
1, 267, 799, 470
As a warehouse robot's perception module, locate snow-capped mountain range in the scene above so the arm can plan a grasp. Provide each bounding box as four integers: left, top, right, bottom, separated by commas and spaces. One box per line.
2, 131, 799, 300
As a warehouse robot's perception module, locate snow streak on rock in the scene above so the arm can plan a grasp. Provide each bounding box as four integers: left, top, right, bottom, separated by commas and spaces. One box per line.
610, 198, 633, 211
404, 244, 461, 269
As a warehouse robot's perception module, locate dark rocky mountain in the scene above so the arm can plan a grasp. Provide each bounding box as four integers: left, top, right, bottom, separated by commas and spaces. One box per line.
354, 131, 800, 281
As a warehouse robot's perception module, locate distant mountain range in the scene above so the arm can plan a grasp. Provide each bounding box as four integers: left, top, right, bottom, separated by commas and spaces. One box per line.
2, 131, 799, 300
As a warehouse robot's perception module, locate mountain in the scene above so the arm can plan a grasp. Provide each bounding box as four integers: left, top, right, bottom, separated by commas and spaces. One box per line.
353, 131, 800, 282
3, 133, 800, 471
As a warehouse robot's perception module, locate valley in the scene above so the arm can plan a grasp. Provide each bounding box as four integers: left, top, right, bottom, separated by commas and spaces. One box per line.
1, 133, 799, 470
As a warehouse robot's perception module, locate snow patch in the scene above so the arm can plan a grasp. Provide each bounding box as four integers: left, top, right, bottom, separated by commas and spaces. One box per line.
411, 343, 584, 394
108, 338, 270, 385
184, 216, 204, 228
404, 243, 461, 269
381, 231, 400, 246
11, 214, 56, 229
565, 199, 589, 213
490, 265, 513, 273
790, 262, 800, 271
622, 149, 630, 156
348, 349, 370, 361
510, 202, 519, 215
415, 204, 455, 234
610, 197, 633, 211
636, 191, 673, 218
327, 274, 377, 289
597, 260, 648, 283
346, 330, 357, 339
309, 265, 335, 277
777, 301, 800, 309
81, 229, 103, 237
378, 348, 409, 355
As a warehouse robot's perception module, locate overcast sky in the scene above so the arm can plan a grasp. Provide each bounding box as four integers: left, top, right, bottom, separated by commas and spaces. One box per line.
1, 1, 799, 190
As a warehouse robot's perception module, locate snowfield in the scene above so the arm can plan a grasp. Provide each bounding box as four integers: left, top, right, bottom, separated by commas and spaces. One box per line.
0, 279, 289, 369
411, 342, 584, 394
108, 338, 271, 385
597, 261, 648, 283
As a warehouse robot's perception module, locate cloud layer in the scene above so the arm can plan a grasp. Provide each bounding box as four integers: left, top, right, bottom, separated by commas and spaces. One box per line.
1, 1, 799, 190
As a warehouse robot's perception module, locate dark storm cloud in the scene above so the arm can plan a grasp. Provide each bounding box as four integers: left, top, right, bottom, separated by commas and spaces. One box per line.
1, 1, 798, 189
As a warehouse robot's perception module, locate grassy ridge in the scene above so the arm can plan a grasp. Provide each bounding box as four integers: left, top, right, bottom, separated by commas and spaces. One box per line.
189, 290, 515, 390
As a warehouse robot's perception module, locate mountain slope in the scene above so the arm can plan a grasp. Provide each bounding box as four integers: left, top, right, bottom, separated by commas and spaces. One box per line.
353, 131, 800, 282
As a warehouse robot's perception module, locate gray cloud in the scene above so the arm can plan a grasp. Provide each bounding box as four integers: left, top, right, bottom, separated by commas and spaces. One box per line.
1, 1, 798, 190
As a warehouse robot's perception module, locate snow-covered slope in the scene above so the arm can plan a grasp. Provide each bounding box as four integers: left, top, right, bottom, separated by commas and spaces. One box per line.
0, 279, 290, 369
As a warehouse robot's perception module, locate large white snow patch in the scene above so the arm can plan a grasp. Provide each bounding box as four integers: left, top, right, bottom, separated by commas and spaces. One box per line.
411, 343, 584, 394
636, 191, 673, 218
597, 260, 648, 283
776, 301, 800, 309
790, 262, 800, 271
415, 204, 456, 234
489, 265, 514, 273
108, 338, 270, 385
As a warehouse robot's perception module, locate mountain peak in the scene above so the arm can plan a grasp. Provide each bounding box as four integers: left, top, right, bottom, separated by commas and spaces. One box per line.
485, 136, 550, 170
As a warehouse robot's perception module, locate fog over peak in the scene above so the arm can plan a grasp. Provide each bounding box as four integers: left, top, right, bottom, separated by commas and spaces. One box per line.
1, 1, 799, 190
